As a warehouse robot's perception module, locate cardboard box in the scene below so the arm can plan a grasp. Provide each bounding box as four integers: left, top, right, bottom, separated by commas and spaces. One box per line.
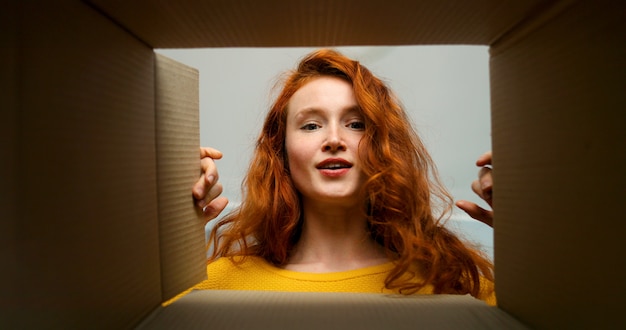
3, 0, 624, 328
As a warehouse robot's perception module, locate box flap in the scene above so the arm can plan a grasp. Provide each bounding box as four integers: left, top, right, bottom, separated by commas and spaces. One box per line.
0, 0, 19, 314
490, 0, 626, 328
138, 290, 528, 330
6, 0, 162, 327
88, 0, 546, 48
154, 53, 206, 301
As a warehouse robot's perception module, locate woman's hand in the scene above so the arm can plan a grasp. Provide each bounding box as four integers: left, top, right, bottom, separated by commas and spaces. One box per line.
456, 151, 493, 227
192, 147, 229, 222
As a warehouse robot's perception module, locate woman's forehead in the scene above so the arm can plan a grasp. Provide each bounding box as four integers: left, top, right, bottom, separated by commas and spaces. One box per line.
287, 77, 358, 116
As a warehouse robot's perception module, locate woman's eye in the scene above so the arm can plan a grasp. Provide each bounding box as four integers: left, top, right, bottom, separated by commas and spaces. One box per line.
301, 123, 320, 131
348, 121, 365, 130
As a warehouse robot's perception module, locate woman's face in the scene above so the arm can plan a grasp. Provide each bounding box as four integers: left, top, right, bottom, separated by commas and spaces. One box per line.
285, 76, 366, 207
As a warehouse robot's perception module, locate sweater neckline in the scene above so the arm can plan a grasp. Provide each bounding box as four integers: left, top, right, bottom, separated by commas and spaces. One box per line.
248, 256, 395, 281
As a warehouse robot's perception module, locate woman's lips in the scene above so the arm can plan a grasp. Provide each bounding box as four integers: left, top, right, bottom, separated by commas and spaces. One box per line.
316, 158, 352, 177
319, 168, 350, 177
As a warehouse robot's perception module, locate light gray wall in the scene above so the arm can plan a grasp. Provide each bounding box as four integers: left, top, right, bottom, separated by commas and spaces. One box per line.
157, 46, 494, 260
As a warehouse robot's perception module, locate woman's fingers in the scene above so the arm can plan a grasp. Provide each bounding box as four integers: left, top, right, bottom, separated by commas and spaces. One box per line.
193, 148, 222, 201
202, 196, 229, 223
193, 147, 228, 221
476, 150, 492, 167
200, 146, 223, 159
457, 150, 495, 227
455, 200, 493, 228
472, 167, 493, 207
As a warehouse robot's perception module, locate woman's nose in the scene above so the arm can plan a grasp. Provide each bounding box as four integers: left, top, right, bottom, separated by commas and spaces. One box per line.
322, 126, 347, 152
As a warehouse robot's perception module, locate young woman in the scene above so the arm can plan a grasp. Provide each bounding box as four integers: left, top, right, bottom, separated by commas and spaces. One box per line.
192, 49, 496, 304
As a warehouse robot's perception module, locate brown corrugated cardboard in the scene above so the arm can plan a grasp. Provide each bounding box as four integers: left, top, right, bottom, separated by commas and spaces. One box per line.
490, 1, 626, 328
4, 0, 162, 328
0, 0, 19, 321
154, 54, 206, 301
5, 0, 625, 328
139, 290, 528, 330
89, 0, 546, 47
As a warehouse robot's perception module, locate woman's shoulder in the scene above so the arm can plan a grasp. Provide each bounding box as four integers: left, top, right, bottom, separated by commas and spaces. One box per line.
164, 257, 255, 305
205, 256, 270, 280
477, 276, 497, 306
206, 256, 260, 272
206, 256, 239, 269
195, 256, 251, 290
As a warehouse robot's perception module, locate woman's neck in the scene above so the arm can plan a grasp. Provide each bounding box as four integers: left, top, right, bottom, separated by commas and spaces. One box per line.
284, 199, 389, 273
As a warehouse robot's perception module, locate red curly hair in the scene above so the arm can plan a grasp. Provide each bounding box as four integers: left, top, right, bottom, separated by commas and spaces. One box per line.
209, 49, 494, 298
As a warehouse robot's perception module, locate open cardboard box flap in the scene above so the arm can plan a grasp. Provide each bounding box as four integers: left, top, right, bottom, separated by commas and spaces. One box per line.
138, 290, 527, 330
3, 0, 624, 328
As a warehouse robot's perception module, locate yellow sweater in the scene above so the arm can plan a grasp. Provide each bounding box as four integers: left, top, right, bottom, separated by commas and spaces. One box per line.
168, 256, 496, 306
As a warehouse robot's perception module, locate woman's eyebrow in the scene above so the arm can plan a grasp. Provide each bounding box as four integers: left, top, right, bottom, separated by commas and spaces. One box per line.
293, 108, 324, 120
293, 105, 361, 120
344, 106, 362, 116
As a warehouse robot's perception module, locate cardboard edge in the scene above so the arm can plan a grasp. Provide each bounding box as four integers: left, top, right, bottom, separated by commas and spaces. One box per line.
0, 0, 19, 317
138, 290, 530, 330
154, 53, 206, 302
489, 0, 577, 55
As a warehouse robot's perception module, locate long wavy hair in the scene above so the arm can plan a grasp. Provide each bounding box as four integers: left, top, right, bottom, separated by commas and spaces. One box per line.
208, 49, 494, 297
